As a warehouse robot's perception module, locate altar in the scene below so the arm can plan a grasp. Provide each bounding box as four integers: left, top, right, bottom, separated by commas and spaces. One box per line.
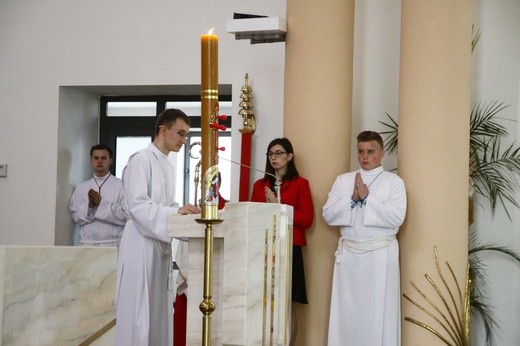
168, 202, 293, 346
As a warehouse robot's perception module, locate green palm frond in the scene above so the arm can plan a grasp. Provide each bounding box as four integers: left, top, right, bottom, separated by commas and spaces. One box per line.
469, 102, 520, 217
468, 229, 499, 346
471, 158, 520, 218
468, 226, 520, 345
379, 112, 399, 154
469, 101, 509, 151
469, 245, 520, 265
469, 296, 499, 346
469, 101, 508, 136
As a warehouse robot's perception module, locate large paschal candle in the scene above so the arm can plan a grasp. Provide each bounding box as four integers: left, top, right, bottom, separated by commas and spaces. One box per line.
201, 30, 219, 220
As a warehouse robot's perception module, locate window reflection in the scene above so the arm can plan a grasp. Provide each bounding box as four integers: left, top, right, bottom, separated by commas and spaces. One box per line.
107, 102, 157, 117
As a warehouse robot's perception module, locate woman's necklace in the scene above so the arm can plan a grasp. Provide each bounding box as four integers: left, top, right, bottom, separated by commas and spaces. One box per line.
274, 179, 282, 204
94, 174, 111, 196
274, 171, 285, 204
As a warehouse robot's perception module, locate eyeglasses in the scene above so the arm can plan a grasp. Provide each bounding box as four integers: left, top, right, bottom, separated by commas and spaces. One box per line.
266, 151, 287, 158
171, 128, 190, 139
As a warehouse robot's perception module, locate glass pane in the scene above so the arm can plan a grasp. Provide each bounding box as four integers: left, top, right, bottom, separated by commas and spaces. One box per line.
115, 136, 151, 178
107, 102, 157, 117
218, 102, 233, 118
166, 101, 232, 117
166, 101, 201, 116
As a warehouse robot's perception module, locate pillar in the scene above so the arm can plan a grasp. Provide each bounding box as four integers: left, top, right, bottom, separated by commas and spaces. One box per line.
284, 1, 355, 345
398, 1, 472, 344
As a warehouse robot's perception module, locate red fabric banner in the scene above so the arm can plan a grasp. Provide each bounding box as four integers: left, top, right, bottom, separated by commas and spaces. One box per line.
239, 132, 252, 201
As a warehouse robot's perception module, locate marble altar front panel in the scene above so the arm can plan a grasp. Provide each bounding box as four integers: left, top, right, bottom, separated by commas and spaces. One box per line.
0, 246, 116, 346
169, 202, 293, 346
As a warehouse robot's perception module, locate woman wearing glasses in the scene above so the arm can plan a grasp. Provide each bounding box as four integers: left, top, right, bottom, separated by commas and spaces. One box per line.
250, 137, 314, 346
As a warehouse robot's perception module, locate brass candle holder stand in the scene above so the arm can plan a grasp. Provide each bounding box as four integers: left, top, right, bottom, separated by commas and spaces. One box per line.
195, 217, 222, 345
196, 165, 223, 345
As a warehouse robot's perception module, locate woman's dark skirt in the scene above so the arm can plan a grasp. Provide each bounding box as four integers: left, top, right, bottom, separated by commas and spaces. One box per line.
292, 245, 308, 304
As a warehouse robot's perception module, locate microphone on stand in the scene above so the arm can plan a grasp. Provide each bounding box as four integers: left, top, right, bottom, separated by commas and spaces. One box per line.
219, 157, 281, 203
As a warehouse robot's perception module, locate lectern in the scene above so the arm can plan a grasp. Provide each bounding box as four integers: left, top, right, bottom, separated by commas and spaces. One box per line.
168, 202, 293, 345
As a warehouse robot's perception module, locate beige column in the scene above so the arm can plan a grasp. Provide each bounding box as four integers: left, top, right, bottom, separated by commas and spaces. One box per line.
398, 1, 472, 345
284, 1, 355, 345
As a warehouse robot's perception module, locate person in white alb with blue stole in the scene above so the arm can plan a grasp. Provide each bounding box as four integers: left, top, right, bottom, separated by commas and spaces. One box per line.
323, 131, 407, 346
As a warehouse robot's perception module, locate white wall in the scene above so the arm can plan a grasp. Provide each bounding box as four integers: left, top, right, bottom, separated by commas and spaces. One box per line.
471, 2, 520, 345
351, 0, 401, 170
0, 0, 286, 245
56, 87, 100, 245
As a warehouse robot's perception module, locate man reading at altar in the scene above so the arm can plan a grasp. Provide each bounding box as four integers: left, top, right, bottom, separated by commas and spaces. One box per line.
115, 109, 200, 346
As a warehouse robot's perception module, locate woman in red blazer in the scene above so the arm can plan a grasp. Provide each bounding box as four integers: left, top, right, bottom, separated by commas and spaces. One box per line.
250, 137, 314, 346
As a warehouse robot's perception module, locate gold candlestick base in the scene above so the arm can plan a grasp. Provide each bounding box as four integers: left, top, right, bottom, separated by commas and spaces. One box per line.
195, 218, 223, 346
201, 204, 219, 221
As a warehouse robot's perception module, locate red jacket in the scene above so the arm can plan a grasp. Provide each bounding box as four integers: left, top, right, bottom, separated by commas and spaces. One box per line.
218, 192, 227, 210
250, 176, 314, 246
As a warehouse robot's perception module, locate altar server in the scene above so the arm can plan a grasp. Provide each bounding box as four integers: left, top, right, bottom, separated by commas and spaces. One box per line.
115, 109, 199, 346
323, 131, 407, 346
69, 144, 127, 248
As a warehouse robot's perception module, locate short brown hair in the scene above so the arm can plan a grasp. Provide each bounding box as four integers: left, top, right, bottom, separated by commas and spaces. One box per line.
155, 109, 191, 135
90, 144, 113, 158
357, 131, 384, 149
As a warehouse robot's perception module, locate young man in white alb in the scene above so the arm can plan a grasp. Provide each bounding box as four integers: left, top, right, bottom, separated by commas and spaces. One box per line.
69, 144, 127, 248
323, 130, 407, 346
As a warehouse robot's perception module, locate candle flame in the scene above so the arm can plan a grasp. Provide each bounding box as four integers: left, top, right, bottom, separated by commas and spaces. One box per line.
207, 28, 215, 35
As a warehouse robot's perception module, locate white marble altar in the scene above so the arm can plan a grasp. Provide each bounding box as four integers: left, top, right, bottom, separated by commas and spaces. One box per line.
169, 202, 293, 346
0, 246, 116, 346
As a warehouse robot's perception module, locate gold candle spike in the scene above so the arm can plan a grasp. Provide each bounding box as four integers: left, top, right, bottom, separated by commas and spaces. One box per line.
403, 246, 470, 346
